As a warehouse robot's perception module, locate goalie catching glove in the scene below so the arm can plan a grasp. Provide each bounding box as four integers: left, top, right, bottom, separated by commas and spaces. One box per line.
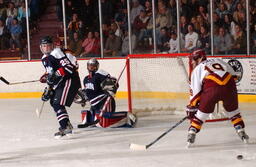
186, 105, 198, 120
101, 77, 119, 96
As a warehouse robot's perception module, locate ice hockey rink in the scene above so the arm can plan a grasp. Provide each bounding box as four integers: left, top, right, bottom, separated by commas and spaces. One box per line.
0, 98, 256, 167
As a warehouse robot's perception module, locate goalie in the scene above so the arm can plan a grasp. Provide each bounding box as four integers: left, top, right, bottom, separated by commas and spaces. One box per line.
74, 58, 136, 128
186, 49, 249, 147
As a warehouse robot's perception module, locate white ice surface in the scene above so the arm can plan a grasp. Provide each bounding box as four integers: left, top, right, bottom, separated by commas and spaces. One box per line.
0, 98, 256, 167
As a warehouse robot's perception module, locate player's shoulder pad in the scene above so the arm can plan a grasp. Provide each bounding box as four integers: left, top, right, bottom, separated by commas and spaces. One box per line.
65, 50, 77, 63
96, 69, 109, 76
50, 48, 65, 59
42, 54, 48, 60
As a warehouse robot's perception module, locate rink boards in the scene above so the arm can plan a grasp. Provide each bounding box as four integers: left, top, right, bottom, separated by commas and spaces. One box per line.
0, 57, 255, 103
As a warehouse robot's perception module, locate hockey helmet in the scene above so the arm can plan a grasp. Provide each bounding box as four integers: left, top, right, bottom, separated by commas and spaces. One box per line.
189, 49, 206, 61
188, 49, 207, 74
40, 36, 53, 45
40, 36, 54, 55
87, 58, 99, 73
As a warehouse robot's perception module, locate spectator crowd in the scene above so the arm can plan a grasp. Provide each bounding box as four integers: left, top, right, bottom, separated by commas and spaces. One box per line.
0, 0, 46, 53
1, 0, 256, 59
57, 0, 256, 57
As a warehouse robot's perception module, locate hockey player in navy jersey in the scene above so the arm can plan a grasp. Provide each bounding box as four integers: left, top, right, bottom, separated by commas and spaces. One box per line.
39, 36, 81, 138
186, 49, 249, 147
75, 58, 136, 128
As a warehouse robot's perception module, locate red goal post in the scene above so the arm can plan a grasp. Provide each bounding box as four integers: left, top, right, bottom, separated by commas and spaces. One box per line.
126, 53, 256, 121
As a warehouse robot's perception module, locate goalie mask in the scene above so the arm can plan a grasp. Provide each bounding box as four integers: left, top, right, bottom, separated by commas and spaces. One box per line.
87, 58, 99, 75
40, 36, 54, 55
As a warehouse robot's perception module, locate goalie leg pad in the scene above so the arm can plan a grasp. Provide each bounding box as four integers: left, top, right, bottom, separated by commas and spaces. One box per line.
95, 112, 136, 128
78, 110, 99, 128
81, 110, 95, 124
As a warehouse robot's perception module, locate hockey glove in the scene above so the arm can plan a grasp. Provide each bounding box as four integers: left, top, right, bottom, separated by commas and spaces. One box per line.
47, 72, 62, 86
101, 77, 119, 96
41, 87, 54, 101
186, 105, 198, 120
39, 73, 48, 83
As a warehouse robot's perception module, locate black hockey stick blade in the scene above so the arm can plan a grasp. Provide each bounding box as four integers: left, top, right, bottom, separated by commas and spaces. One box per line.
0, 76, 10, 85
130, 116, 188, 150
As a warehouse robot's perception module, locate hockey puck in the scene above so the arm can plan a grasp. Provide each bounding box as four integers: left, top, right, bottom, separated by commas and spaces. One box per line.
237, 155, 243, 160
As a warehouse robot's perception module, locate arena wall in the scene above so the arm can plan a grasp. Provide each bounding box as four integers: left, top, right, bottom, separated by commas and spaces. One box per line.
0, 58, 255, 103
0, 58, 128, 98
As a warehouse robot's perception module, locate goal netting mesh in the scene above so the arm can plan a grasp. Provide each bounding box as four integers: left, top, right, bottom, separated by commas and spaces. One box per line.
127, 54, 190, 115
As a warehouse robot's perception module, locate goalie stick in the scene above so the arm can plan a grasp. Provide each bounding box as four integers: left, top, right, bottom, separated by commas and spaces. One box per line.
130, 116, 188, 150
99, 61, 127, 116
0, 76, 39, 85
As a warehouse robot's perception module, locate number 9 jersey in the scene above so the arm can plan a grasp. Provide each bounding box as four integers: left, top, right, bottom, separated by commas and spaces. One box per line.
189, 58, 237, 109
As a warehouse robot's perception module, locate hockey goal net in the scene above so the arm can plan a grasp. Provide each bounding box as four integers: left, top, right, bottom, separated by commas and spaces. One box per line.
126, 53, 190, 115
126, 54, 256, 121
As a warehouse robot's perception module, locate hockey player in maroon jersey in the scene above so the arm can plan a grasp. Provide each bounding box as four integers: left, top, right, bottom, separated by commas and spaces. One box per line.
186, 49, 249, 147
74, 58, 136, 128
39, 36, 81, 138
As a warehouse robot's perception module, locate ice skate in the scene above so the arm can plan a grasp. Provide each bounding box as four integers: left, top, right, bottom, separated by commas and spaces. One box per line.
54, 122, 73, 139
236, 127, 249, 144
186, 129, 196, 148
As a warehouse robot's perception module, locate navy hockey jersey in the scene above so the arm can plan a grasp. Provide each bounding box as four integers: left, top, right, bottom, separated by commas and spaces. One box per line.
83, 70, 110, 106
42, 48, 80, 89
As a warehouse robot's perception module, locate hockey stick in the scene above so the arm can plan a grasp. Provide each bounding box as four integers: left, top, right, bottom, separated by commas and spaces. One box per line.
0, 76, 39, 85
130, 116, 188, 150
0, 76, 9, 84
78, 61, 127, 128
35, 101, 45, 118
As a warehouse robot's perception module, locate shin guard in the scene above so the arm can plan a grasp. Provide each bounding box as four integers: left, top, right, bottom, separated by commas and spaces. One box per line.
230, 113, 245, 129
189, 116, 204, 133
